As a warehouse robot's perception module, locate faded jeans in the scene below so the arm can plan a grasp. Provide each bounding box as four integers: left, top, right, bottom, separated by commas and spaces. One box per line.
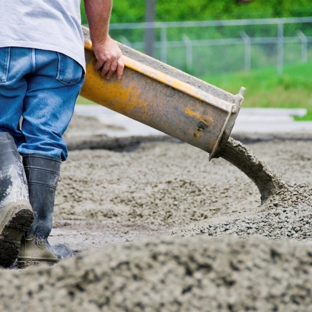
0, 47, 85, 160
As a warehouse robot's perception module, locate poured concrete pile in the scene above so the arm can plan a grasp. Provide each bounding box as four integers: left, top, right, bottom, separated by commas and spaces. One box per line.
181, 183, 312, 241
0, 235, 312, 311
1, 114, 312, 311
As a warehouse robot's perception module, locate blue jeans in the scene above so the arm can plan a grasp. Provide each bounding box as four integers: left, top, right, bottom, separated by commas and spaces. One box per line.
0, 47, 84, 160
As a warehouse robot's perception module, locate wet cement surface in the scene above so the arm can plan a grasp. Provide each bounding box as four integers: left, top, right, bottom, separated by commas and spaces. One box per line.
1, 114, 312, 311
221, 137, 287, 203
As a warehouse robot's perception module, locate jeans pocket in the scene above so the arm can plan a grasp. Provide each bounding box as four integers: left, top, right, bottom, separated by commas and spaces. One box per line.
0, 47, 10, 84
56, 53, 83, 85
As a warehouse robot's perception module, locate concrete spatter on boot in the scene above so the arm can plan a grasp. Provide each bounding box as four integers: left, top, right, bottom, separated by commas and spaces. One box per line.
0, 201, 34, 267
18, 235, 58, 268
18, 235, 73, 268
0, 165, 29, 210
18, 154, 74, 268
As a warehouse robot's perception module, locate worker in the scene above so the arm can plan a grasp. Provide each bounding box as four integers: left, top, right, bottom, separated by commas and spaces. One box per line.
0, 0, 124, 267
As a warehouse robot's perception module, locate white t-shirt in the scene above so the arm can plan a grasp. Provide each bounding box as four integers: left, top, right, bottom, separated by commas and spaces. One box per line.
0, 1, 85, 69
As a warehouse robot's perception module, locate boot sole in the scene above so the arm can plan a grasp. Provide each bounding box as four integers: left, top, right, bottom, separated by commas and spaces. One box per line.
17, 259, 57, 269
0, 201, 34, 268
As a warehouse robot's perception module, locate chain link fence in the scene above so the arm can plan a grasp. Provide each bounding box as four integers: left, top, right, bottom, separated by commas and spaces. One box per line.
109, 17, 312, 77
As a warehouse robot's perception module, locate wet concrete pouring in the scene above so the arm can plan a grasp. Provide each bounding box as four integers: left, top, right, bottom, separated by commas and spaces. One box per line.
1, 114, 312, 311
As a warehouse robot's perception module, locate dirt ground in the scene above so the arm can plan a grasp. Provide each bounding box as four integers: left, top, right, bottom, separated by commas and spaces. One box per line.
1, 114, 312, 311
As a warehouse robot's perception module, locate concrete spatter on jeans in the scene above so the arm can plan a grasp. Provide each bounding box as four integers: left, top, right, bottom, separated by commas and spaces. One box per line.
0, 47, 84, 161
0, 47, 83, 267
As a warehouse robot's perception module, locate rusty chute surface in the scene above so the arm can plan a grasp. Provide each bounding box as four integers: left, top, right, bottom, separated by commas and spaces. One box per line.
80, 26, 245, 159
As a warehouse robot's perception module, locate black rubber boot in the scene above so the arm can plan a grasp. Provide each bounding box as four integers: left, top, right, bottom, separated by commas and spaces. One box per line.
0, 133, 34, 267
18, 154, 73, 267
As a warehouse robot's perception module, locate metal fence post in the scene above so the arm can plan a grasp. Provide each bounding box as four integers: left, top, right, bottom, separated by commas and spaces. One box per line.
160, 25, 167, 63
277, 21, 284, 75
145, 0, 156, 56
240, 32, 251, 71
119, 36, 132, 48
182, 35, 193, 72
297, 30, 308, 63
110, 17, 312, 76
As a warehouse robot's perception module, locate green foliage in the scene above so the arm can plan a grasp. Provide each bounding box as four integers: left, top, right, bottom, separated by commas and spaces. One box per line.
77, 62, 312, 114
79, 1, 312, 113
81, 1, 312, 52
81, 0, 312, 25
156, 0, 312, 22
80, 2, 87, 24
80, 1, 146, 24
200, 62, 312, 109
110, 1, 146, 23
294, 110, 312, 121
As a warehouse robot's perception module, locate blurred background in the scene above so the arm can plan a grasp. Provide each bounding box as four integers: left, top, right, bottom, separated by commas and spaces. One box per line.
79, 0, 312, 119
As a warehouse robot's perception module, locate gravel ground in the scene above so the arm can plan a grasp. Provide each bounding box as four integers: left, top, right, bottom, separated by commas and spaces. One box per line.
1, 114, 312, 311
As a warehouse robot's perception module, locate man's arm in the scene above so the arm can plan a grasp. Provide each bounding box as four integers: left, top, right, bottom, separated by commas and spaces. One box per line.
84, 0, 124, 79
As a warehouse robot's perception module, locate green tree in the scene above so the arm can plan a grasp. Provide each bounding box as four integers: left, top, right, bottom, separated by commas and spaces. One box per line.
81, 0, 312, 25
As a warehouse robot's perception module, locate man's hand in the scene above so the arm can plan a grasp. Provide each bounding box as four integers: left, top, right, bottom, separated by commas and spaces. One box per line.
92, 36, 124, 80
84, 0, 124, 80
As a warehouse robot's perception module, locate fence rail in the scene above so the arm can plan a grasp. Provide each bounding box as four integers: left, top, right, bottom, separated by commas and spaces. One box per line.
107, 17, 312, 76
